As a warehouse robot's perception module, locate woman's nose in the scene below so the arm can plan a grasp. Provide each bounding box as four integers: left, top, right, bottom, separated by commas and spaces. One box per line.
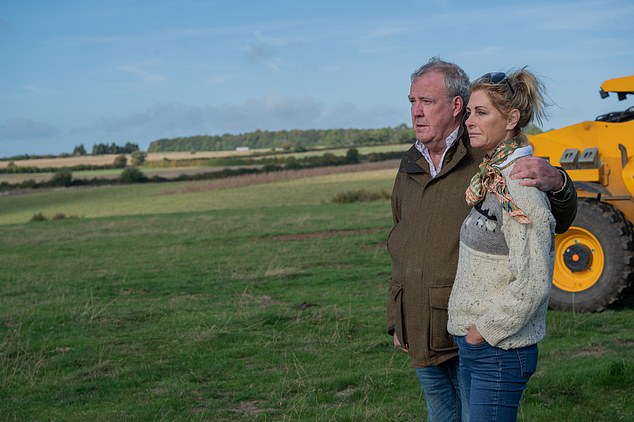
465, 113, 474, 126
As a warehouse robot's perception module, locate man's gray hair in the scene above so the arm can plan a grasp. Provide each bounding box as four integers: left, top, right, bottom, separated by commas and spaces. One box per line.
411, 57, 470, 106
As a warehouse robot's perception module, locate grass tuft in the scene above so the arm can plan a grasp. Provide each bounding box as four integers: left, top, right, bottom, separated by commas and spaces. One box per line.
332, 189, 391, 203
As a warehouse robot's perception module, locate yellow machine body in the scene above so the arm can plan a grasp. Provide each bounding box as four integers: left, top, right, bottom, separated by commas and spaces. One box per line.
527, 75, 634, 312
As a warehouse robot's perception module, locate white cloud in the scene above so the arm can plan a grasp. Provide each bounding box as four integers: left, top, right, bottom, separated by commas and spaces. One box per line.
117, 62, 166, 82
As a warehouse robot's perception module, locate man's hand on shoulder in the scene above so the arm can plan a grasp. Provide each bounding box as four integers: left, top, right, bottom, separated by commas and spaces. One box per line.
513, 156, 577, 233
510, 156, 564, 193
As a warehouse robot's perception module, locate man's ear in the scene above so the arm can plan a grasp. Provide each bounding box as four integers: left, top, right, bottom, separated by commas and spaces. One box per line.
506, 109, 520, 130
452, 96, 464, 118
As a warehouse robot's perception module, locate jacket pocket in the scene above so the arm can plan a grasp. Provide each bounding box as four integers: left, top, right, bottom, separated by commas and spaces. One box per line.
429, 285, 457, 352
389, 283, 407, 346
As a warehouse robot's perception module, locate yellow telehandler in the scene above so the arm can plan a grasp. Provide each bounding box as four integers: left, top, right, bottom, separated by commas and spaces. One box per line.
528, 75, 634, 312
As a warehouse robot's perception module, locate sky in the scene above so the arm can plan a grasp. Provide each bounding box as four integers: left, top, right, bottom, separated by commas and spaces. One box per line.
1, 0, 633, 158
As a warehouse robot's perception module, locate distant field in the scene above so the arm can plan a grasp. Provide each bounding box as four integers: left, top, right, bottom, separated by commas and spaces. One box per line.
0, 144, 408, 185
0, 144, 408, 170
0, 166, 259, 184
0, 154, 120, 168
0, 162, 399, 225
0, 149, 275, 169
277, 144, 409, 160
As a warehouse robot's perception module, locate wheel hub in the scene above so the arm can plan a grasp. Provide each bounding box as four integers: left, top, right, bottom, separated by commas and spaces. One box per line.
563, 244, 593, 272
554, 225, 604, 293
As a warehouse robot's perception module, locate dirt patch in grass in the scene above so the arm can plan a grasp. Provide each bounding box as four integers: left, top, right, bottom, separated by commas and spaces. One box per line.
233, 400, 269, 416
549, 344, 607, 360
239, 293, 277, 307
336, 386, 358, 399
572, 345, 605, 358
164, 160, 399, 194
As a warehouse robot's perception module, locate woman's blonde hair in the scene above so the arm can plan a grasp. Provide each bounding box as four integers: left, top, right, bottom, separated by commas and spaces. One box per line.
470, 68, 548, 136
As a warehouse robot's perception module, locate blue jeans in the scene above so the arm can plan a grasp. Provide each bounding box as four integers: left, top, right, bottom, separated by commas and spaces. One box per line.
455, 336, 538, 422
415, 357, 468, 422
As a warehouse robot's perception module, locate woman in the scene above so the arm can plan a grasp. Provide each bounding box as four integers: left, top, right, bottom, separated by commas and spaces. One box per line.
447, 69, 555, 422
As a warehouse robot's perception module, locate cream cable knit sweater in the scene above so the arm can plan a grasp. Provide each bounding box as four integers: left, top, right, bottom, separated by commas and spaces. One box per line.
447, 162, 556, 350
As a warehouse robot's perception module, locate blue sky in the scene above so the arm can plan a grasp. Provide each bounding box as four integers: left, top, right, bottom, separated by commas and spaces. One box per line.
1, 0, 633, 157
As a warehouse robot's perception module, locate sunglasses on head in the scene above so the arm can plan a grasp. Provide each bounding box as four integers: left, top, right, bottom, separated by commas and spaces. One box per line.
481, 72, 515, 96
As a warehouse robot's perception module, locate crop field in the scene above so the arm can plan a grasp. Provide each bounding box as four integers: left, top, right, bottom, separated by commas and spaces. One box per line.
0, 164, 632, 421
0, 149, 275, 169
0, 144, 407, 171
0, 144, 408, 186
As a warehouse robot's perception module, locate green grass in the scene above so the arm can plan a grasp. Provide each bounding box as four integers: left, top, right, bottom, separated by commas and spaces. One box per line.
0, 168, 397, 225
0, 171, 632, 421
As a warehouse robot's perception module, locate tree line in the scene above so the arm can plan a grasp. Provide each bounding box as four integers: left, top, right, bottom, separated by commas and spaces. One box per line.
74, 142, 140, 155
147, 125, 413, 152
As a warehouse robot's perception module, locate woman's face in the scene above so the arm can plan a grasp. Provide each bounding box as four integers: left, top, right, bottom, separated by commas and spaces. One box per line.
465, 89, 514, 155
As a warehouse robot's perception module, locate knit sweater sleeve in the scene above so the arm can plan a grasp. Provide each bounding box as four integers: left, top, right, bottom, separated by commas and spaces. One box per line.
475, 172, 556, 346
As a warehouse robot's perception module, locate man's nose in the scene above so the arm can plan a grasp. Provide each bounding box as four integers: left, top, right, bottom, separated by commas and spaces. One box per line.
412, 101, 423, 116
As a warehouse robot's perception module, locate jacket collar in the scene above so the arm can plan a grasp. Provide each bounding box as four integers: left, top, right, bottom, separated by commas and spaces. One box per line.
401, 125, 472, 177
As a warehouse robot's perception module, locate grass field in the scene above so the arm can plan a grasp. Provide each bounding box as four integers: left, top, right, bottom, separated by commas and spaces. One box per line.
0, 164, 398, 225
0, 165, 633, 421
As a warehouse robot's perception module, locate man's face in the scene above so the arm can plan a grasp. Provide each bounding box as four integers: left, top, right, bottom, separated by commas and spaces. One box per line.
408, 71, 461, 149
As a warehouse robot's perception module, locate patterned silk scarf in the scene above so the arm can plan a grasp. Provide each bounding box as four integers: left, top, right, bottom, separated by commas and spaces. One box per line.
465, 137, 531, 224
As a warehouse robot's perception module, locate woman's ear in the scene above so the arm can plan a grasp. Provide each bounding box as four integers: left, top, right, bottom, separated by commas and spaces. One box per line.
506, 109, 520, 130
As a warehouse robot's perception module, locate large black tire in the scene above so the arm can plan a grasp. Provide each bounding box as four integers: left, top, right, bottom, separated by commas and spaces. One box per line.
550, 199, 634, 312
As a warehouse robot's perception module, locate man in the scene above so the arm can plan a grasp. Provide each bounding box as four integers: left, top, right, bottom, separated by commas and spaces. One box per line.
386, 58, 576, 421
